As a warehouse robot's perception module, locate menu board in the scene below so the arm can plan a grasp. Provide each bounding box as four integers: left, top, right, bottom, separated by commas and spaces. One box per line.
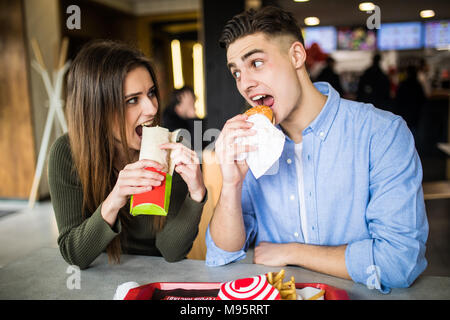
425, 20, 450, 48
338, 27, 376, 50
303, 26, 337, 53
377, 22, 423, 50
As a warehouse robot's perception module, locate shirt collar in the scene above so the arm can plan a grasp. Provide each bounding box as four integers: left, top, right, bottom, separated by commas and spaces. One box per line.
276, 82, 340, 143
307, 82, 340, 141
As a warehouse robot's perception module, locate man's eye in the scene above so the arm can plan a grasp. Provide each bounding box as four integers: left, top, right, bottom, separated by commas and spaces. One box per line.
253, 60, 263, 68
233, 71, 241, 79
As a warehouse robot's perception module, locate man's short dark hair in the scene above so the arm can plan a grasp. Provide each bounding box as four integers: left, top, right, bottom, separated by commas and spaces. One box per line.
219, 6, 304, 49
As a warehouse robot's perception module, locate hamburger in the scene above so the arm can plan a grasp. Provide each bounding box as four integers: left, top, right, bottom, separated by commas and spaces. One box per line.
244, 105, 274, 124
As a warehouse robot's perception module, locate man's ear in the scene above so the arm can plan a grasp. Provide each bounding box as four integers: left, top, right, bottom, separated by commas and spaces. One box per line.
289, 41, 306, 69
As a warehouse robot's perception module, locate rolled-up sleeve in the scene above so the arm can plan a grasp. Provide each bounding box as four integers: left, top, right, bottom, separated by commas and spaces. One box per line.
345, 117, 428, 293
205, 180, 258, 266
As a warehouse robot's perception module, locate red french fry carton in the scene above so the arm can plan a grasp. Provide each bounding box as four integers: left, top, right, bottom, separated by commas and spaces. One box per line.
129, 126, 180, 216
130, 167, 172, 216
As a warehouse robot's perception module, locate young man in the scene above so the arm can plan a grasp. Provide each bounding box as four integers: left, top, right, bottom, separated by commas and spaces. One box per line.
205, 6, 428, 293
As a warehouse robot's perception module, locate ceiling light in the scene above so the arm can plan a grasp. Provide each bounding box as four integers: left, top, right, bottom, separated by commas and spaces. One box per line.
304, 17, 320, 26
171, 39, 184, 89
193, 43, 205, 119
294, 0, 310, 2
359, 2, 376, 11
420, 10, 435, 18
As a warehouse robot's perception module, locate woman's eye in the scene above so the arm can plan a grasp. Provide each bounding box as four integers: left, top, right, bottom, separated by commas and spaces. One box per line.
148, 88, 156, 98
233, 71, 241, 79
126, 97, 138, 105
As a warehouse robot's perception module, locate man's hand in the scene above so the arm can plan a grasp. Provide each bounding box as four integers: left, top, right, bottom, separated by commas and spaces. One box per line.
253, 242, 292, 266
209, 114, 258, 252
253, 241, 352, 280
215, 114, 257, 187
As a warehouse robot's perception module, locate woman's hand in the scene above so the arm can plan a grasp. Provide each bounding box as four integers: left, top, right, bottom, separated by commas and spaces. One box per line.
101, 159, 165, 226
160, 142, 206, 203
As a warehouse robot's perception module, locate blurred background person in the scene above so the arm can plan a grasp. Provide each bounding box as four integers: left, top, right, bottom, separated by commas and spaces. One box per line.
357, 53, 392, 112
395, 65, 427, 143
163, 85, 206, 151
315, 56, 344, 96
417, 59, 432, 98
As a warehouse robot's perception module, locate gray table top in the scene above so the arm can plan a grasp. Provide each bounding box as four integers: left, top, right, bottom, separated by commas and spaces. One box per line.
0, 247, 449, 300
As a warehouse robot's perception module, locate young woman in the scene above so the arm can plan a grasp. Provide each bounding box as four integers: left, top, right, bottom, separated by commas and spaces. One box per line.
48, 40, 206, 269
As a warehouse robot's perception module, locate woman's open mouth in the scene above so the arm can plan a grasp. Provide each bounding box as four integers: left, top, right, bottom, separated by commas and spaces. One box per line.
135, 120, 154, 138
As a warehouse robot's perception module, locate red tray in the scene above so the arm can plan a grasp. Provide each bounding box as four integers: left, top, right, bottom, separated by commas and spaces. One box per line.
124, 282, 349, 300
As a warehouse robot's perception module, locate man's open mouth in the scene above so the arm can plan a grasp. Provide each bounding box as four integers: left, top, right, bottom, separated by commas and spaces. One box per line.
251, 94, 274, 108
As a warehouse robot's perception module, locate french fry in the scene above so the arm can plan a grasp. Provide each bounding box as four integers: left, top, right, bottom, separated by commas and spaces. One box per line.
282, 294, 294, 300
274, 279, 282, 291
267, 272, 273, 285
273, 269, 285, 283
280, 288, 296, 296
306, 289, 325, 300
281, 281, 292, 289
266, 269, 299, 300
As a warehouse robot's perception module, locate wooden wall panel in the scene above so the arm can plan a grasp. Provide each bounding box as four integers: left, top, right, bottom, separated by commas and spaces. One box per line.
0, 0, 36, 198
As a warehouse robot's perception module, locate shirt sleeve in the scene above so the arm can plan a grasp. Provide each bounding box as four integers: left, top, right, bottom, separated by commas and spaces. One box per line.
205, 178, 258, 266
345, 117, 428, 293
48, 136, 121, 270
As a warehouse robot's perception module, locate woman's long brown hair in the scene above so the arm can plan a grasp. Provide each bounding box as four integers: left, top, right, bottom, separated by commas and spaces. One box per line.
66, 40, 165, 264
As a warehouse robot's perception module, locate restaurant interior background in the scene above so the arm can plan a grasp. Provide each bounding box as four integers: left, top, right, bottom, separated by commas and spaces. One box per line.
0, 0, 449, 277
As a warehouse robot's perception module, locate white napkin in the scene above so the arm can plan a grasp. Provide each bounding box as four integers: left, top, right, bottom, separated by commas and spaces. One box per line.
113, 281, 140, 300
296, 287, 325, 300
235, 114, 285, 179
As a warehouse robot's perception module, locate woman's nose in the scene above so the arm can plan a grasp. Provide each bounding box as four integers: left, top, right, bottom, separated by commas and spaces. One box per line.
141, 96, 158, 116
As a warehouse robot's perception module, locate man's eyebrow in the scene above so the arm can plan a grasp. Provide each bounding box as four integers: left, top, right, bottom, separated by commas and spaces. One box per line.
242, 48, 264, 61
227, 48, 265, 70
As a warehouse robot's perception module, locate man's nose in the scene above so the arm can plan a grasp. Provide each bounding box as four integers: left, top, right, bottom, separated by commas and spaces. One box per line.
240, 71, 258, 94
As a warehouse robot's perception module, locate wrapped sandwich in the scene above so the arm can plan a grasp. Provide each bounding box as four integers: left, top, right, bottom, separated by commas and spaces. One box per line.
236, 105, 285, 179
130, 126, 180, 216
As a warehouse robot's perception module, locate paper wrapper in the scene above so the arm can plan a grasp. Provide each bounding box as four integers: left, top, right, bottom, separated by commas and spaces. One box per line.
296, 287, 326, 300
217, 275, 281, 300
130, 126, 180, 216
113, 282, 140, 300
235, 114, 285, 179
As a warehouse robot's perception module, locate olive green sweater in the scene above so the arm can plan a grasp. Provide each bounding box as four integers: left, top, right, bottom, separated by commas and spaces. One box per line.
48, 134, 206, 269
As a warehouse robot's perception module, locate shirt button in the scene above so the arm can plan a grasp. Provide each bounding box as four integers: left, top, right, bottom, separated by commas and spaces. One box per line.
289, 194, 295, 201
294, 232, 299, 238
307, 155, 311, 161
287, 158, 292, 164
319, 131, 325, 137
312, 226, 315, 231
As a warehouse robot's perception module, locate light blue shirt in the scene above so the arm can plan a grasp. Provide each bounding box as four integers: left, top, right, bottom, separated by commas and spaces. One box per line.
205, 82, 428, 294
